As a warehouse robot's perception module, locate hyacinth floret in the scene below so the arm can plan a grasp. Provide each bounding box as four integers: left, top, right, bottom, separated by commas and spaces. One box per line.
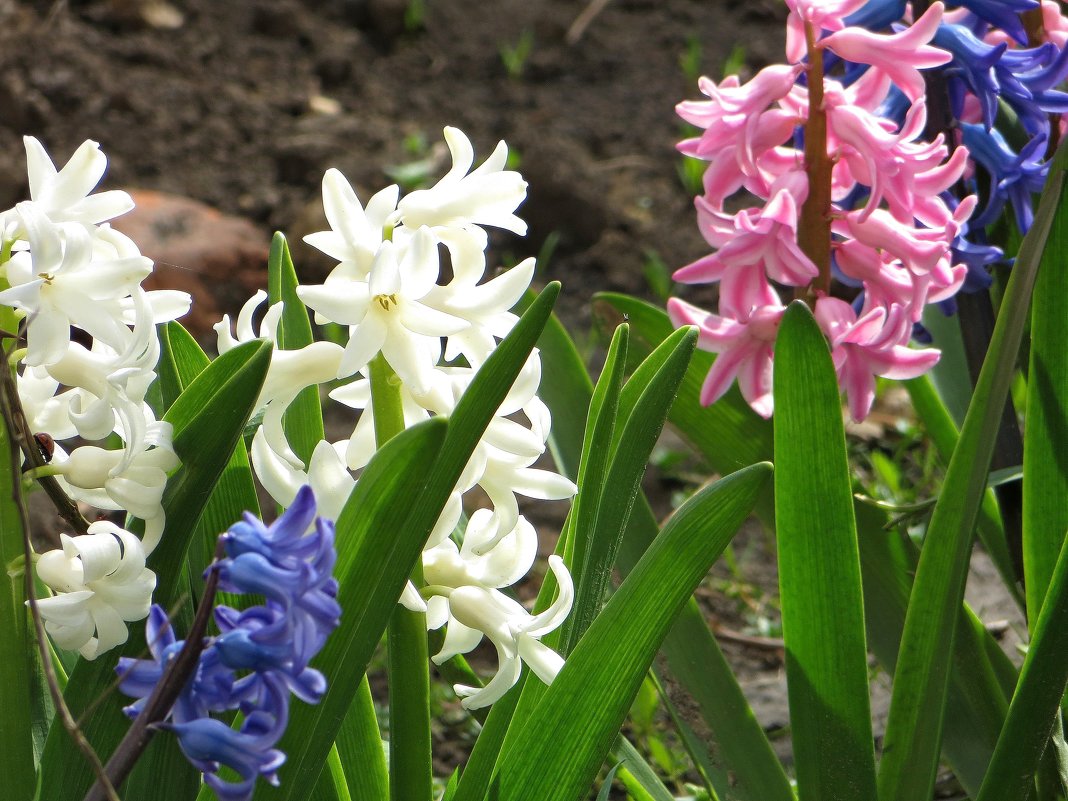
116, 486, 339, 801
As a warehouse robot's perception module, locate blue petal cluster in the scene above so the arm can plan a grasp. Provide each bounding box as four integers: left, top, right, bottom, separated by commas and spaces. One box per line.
116, 486, 340, 801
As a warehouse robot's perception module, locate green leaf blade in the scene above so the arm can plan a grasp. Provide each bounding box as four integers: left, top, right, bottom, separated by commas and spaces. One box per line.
0, 416, 36, 800
263, 283, 561, 800
877, 132, 1068, 801
773, 301, 878, 801
493, 463, 771, 801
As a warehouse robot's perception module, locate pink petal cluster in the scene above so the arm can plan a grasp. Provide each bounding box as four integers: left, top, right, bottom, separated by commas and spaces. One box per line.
670, 0, 972, 420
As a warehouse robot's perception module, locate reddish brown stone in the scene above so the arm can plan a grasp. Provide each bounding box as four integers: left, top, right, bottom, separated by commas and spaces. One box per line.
111, 190, 270, 339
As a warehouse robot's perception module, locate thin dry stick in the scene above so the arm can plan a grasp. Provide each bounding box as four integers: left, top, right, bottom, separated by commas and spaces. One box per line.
0, 353, 91, 543
567, 0, 613, 45
0, 359, 121, 801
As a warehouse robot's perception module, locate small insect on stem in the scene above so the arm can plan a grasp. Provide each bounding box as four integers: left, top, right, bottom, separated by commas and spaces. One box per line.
33, 432, 55, 463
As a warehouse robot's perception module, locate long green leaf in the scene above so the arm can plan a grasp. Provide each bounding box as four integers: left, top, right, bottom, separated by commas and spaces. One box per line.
877, 133, 1068, 801
155, 322, 261, 596
257, 418, 446, 801
906, 375, 1022, 607
491, 463, 771, 801
594, 293, 774, 469
856, 504, 1013, 798
773, 301, 878, 801
261, 283, 561, 800
0, 413, 36, 799
568, 325, 695, 649
560, 323, 628, 644
977, 529, 1068, 801
536, 303, 792, 801
1022, 159, 1068, 624
37, 338, 272, 801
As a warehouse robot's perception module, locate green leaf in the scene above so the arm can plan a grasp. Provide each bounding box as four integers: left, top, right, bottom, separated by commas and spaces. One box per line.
258, 418, 446, 801
569, 324, 695, 651
334, 677, 389, 801
156, 321, 210, 411
509, 300, 791, 801
261, 283, 561, 800
877, 134, 1068, 801
153, 339, 272, 606
906, 375, 1022, 608
267, 232, 326, 465
594, 293, 773, 470
491, 464, 771, 801
1022, 157, 1068, 626
0, 415, 36, 799
154, 322, 261, 597
37, 338, 272, 801
856, 504, 1013, 799
610, 738, 676, 801
560, 322, 628, 631
773, 301, 878, 801
311, 745, 354, 801
977, 530, 1068, 801
596, 763, 624, 801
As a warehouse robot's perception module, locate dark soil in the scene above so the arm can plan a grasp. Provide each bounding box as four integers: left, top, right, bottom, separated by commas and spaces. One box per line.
0, 0, 788, 323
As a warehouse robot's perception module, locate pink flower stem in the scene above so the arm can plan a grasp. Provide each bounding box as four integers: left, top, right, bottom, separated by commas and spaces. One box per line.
798, 20, 833, 303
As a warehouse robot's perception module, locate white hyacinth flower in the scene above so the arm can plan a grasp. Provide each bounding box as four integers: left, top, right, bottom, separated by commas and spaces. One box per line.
35, 522, 156, 659
0, 207, 153, 365
303, 173, 400, 281
298, 231, 468, 391
52, 431, 178, 554
250, 428, 354, 522
215, 291, 344, 465
1, 136, 134, 236
431, 554, 573, 709
397, 126, 528, 237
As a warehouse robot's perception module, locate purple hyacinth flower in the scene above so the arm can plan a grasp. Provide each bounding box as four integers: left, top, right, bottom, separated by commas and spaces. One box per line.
948, 0, 1039, 46
114, 486, 340, 801
116, 605, 235, 723
961, 124, 1047, 232
162, 715, 286, 801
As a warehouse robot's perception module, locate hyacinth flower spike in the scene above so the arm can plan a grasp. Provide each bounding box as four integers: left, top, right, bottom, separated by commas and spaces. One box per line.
115, 486, 339, 801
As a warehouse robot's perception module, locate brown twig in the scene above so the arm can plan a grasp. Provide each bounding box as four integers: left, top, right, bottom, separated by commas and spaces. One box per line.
566, 0, 613, 45
82, 538, 226, 801
0, 329, 91, 546
0, 350, 121, 801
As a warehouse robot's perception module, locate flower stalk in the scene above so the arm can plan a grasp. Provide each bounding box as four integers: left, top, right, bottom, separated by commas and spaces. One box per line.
371, 352, 433, 801
798, 20, 833, 301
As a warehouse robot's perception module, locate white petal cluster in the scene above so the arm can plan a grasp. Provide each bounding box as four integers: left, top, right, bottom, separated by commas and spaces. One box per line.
35, 522, 156, 660
240, 127, 576, 707
0, 138, 190, 658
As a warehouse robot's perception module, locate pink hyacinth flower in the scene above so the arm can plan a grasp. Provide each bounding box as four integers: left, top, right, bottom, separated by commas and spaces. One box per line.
819, 2, 951, 102
675, 172, 817, 290
668, 297, 784, 418
815, 297, 940, 420
784, 0, 870, 63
